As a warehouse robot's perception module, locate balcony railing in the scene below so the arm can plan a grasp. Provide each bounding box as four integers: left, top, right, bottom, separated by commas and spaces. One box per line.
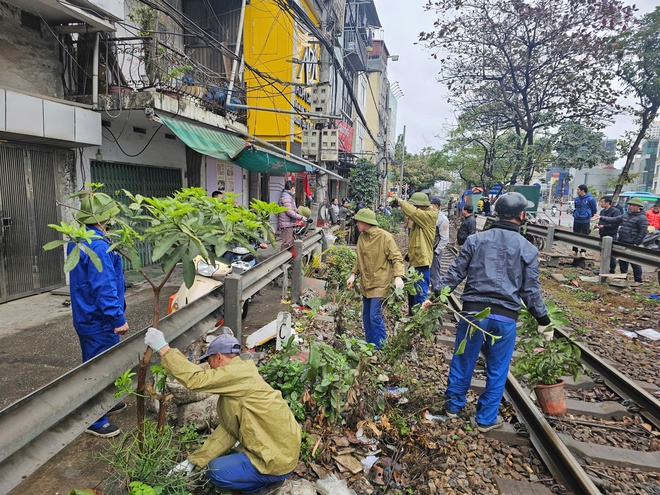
64, 34, 246, 122
343, 27, 368, 72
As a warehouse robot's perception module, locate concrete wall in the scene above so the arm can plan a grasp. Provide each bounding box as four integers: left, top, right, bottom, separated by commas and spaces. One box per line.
0, 2, 63, 97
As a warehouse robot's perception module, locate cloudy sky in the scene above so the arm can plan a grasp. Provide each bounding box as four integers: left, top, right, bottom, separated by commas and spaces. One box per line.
376, 0, 660, 160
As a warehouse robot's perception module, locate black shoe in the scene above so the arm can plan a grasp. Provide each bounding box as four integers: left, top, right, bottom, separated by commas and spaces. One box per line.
248, 480, 286, 495
107, 401, 127, 416
86, 422, 121, 438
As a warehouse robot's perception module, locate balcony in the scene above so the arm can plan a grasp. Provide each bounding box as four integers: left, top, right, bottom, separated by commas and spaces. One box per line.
343, 27, 368, 72
64, 35, 246, 123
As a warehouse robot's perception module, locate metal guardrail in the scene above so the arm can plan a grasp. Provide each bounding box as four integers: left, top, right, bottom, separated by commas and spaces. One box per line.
526, 224, 660, 269
0, 230, 324, 494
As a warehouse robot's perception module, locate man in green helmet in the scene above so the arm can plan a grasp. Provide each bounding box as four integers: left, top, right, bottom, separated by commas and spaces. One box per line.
347, 209, 405, 349
390, 192, 438, 310
69, 191, 127, 438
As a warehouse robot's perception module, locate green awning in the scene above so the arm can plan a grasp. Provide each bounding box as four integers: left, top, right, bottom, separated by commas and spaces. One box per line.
160, 115, 307, 173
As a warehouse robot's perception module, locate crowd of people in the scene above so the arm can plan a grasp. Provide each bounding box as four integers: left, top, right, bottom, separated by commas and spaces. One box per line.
67, 181, 658, 494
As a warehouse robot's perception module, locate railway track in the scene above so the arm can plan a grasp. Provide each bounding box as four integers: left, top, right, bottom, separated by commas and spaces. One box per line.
442, 246, 660, 495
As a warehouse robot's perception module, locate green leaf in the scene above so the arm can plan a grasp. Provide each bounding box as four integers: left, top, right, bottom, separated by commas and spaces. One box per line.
79, 243, 103, 273
151, 231, 182, 262
183, 259, 196, 289
472, 307, 491, 321
43, 239, 67, 251
63, 245, 81, 273
456, 337, 467, 355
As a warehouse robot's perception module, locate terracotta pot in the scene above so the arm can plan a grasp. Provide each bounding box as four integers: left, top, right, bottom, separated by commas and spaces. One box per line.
534, 380, 566, 415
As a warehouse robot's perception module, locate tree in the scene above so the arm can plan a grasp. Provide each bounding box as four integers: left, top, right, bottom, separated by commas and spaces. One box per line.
610, 8, 660, 201
45, 185, 285, 440
551, 122, 616, 170
398, 147, 452, 193
420, 0, 635, 184
349, 159, 380, 207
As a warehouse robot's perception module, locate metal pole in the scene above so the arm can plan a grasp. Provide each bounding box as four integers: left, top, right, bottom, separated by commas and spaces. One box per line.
223, 274, 243, 342
291, 239, 304, 305
92, 32, 99, 109
399, 125, 406, 197
227, 0, 247, 100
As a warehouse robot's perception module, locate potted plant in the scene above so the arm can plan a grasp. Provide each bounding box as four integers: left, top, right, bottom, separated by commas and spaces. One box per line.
512, 303, 587, 415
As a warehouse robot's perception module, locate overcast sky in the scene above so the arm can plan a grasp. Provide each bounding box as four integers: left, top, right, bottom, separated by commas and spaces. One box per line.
376, 0, 660, 161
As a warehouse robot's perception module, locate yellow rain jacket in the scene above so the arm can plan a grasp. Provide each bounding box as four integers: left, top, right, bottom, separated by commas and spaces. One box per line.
162, 349, 301, 474
352, 226, 405, 298
400, 201, 438, 267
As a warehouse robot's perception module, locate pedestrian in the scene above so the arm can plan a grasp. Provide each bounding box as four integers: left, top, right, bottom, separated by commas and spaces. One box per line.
447, 198, 455, 219
571, 184, 598, 258
429, 196, 450, 294
329, 198, 339, 224
355, 194, 366, 211
426, 192, 551, 432
277, 181, 307, 251
144, 329, 301, 493
482, 196, 491, 216
646, 202, 660, 229
456, 204, 476, 246
338, 199, 352, 221
594, 196, 622, 274
211, 190, 224, 199
390, 192, 438, 310
347, 209, 405, 349
69, 192, 128, 438
593, 197, 649, 287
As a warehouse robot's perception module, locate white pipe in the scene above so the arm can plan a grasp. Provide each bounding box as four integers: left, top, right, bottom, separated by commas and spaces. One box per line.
92, 32, 99, 109
227, 0, 247, 99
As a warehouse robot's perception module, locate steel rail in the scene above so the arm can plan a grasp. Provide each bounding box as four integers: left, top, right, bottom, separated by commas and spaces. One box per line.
555, 328, 660, 430
0, 232, 322, 493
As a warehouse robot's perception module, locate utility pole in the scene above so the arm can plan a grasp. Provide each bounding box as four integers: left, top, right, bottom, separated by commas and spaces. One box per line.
399, 125, 406, 198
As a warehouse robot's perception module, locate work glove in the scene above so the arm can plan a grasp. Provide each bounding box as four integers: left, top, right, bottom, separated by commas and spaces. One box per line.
394, 277, 404, 291
300, 216, 308, 222
347, 274, 356, 288
167, 459, 195, 477
421, 299, 432, 310
145, 327, 168, 352
538, 324, 553, 341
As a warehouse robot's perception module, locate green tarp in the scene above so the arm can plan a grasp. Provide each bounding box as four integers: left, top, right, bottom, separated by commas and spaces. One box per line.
160, 115, 308, 174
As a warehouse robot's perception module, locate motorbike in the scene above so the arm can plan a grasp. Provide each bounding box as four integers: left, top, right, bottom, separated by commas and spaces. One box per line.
642, 229, 660, 250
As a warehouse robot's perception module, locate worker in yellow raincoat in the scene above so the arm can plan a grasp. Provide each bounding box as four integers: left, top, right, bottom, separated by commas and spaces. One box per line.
145, 328, 301, 494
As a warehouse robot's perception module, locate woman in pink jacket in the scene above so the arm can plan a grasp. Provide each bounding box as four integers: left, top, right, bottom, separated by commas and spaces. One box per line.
277, 181, 306, 250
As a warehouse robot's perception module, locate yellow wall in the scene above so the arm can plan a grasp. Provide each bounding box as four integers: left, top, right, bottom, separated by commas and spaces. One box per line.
244, 0, 319, 151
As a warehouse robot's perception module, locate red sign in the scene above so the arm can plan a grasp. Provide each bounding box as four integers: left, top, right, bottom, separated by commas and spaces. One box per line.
335, 120, 354, 152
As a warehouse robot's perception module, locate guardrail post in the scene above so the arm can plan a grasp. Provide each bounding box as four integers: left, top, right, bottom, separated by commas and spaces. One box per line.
599, 236, 613, 282
291, 239, 304, 305
223, 274, 243, 342
544, 225, 555, 253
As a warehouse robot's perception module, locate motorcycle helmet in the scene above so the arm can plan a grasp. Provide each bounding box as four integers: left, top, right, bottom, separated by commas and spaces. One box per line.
298, 206, 312, 218
494, 192, 533, 219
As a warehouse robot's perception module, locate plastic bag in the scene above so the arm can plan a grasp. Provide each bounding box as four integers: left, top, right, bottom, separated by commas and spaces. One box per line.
315, 473, 357, 495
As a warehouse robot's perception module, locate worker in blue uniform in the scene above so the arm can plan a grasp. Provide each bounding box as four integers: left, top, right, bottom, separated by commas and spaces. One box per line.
68, 191, 128, 437
429, 192, 551, 432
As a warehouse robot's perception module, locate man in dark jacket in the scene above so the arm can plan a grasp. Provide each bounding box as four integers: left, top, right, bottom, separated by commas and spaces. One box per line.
571, 184, 598, 257
594, 197, 649, 286
426, 192, 551, 432
594, 196, 622, 274
456, 204, 476, 246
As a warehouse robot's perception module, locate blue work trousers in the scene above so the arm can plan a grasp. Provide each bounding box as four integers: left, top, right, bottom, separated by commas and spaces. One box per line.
445, 315, 517, 426
77, 330, 120, 429
362, 297, 386, 349
411, 266, 430, 309
207, 452, 290, 493
430, 251, 444, 293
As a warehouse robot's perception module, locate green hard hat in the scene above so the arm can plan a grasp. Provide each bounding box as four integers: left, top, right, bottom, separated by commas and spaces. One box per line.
409, 192, 431, 206
76, 192, 120, 225
628, 197, 644, 207
353, 208, 379, 226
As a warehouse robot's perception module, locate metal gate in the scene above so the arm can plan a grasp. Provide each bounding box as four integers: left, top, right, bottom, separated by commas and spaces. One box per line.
91, 161, 182, 267
0, 144, 65, 303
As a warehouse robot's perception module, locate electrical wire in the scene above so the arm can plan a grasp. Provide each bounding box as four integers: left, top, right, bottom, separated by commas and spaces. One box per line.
103, 124, 164, 157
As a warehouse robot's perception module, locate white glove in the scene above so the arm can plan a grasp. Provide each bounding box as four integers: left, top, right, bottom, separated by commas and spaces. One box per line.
538, 324, 553, 341
145, 327, 168, 352
300, 216, 308, 222
347, 274, 356, 288
394, 277, 404, 290
167, 459, 195, 477
421, 299, 432, 310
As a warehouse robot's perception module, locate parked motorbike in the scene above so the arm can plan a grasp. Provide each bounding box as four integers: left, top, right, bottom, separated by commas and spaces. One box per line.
642, 229, 660, 250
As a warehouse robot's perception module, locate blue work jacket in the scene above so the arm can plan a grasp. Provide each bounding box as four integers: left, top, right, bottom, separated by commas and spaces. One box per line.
572, 193, 598, 223
68, 226, 126, 335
